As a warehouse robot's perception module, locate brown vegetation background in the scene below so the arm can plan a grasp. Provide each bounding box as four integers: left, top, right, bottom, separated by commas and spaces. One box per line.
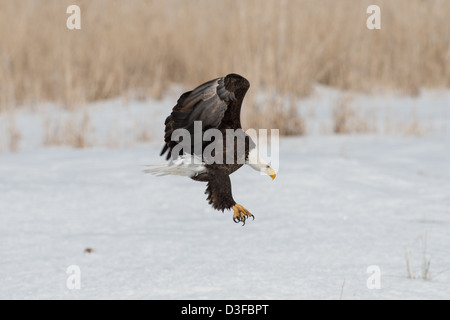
0, 0, 449, 135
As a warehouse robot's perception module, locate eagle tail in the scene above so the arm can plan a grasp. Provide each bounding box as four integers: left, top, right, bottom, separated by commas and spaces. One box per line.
143, 154, 206, 178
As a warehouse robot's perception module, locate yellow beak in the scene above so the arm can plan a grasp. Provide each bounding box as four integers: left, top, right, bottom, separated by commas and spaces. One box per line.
267, 168, 276, 180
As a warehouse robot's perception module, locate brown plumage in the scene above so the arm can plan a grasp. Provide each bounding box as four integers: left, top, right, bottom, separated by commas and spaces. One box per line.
161, 74, 250, 161
150, 74, 275, 224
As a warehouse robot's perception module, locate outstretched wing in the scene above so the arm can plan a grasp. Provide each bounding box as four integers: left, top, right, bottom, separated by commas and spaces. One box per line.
160, 74, 250, 160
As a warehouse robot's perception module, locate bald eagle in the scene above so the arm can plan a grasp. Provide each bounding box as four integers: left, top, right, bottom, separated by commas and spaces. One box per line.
145, 74, 276, 225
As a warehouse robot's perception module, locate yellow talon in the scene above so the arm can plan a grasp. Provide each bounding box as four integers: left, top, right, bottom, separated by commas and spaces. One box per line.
232, 204, 254, 225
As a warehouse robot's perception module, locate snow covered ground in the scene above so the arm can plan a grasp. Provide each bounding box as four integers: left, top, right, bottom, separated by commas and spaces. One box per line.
0, 88, 449, 299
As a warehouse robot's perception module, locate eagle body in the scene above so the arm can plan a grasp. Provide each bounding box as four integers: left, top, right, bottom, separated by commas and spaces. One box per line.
192, 129, 254, 212
146, 74, 276, 224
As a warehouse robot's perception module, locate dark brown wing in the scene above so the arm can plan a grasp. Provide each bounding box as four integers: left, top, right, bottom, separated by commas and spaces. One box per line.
161, 74, 250, 160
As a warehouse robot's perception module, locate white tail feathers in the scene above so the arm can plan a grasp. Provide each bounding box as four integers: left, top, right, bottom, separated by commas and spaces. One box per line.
143, 154, 206, 177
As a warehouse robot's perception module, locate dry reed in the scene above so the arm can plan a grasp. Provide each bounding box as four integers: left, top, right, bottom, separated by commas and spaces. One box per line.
0, 0, 449, 134
43, 108, 93, 148
333, 96, 377, 134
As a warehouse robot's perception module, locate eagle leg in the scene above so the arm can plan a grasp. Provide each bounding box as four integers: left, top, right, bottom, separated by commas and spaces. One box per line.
232, 204, 254, 226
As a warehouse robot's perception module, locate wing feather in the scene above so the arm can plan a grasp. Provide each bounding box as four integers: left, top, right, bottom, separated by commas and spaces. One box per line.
160, 74, 249, 160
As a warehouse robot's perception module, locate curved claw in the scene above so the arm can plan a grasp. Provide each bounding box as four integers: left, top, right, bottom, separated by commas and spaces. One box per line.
231, 204, 254, 226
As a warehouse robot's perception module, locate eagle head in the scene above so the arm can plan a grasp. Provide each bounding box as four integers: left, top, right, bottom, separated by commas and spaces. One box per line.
246, 147, 276, 180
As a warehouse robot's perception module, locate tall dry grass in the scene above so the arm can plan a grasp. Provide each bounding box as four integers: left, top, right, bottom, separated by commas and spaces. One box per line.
0, 0, 449, 133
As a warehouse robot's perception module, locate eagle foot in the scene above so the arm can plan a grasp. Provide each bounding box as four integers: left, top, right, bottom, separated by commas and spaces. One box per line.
232, 204, 254, 226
